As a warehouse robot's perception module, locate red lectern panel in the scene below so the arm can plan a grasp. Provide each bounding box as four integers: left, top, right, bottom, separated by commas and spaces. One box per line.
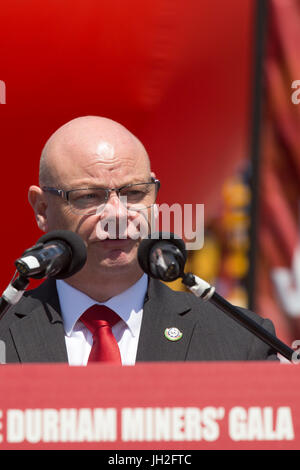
0, 362, 298, 450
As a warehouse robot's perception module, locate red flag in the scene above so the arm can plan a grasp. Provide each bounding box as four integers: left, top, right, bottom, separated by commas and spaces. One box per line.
257, 0, 300, 345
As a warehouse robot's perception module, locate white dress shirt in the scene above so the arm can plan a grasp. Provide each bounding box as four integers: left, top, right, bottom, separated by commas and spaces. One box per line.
56, 274, 148, 366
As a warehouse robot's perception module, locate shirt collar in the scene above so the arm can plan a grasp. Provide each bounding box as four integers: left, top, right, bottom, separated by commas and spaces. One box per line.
56, 274, 148, 337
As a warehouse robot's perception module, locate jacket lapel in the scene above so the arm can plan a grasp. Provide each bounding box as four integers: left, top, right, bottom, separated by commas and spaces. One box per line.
136, 279, 197, 362
9, 280, 68, 363
8, 277, 218, 363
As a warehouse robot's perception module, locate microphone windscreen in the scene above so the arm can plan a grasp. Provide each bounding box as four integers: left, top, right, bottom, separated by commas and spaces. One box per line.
138, 232, 187, 276
36, 230, 87, 279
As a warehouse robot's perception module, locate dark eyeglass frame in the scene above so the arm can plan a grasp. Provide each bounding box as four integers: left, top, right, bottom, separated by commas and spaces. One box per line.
42, 177, 160, 211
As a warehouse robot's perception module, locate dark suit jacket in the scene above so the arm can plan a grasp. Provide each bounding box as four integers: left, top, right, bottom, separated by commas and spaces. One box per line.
0, 278, 278, 363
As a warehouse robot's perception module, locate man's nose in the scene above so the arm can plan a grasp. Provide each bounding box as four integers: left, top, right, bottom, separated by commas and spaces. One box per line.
95, 193, 130, 240
99, 192, 130, 223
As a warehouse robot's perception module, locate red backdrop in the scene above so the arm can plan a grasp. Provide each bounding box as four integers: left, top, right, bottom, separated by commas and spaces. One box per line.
0, 0, 254, 291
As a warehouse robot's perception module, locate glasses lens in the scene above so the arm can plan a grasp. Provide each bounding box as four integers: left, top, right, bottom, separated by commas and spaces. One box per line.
68, 188, 107, 213
120, 183, 157, 211
67, 182, 158, 214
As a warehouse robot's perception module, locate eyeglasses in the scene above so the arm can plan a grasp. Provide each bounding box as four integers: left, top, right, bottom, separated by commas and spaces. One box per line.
42, 178, 160, 215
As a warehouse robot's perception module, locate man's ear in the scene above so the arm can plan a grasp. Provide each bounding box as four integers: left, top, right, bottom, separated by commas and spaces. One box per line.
28, 185, 49, 232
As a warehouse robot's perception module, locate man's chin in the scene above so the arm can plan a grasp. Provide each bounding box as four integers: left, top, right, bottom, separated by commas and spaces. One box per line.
88, 237, 139, 266
95, 255, 142, 279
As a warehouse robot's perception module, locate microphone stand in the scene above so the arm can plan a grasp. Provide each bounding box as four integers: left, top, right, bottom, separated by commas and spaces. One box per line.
0, 273, 30, 321
181, 272, 299, 363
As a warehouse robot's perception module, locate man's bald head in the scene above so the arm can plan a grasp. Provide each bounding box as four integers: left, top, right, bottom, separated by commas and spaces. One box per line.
39, 116, 150, 187
29, 115, 157, 300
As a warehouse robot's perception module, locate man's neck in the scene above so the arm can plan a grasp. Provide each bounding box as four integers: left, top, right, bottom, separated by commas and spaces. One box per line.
65, 270, 145, 303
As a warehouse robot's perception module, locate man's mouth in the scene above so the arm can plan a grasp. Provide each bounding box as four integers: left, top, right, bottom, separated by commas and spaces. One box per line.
94, 237, 137, 247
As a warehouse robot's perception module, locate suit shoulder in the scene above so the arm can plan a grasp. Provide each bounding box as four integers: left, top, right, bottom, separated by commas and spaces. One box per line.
0, 279, 59, 332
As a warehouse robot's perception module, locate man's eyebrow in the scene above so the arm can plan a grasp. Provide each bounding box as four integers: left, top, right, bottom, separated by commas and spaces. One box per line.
61, 178, 154, 190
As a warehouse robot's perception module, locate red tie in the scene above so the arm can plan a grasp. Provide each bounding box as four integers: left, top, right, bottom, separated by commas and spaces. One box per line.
80, 305, 122, 364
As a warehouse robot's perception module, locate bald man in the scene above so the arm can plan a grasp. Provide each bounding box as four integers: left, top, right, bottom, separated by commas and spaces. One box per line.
29, 116, 153, 303
0, 116, 278, 364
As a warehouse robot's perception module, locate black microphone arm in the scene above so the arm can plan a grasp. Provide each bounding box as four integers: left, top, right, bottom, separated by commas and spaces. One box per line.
138, 233, 299, 363
0, 273, 30, 321
181, 272, 298, 363
0, 230, 87, 321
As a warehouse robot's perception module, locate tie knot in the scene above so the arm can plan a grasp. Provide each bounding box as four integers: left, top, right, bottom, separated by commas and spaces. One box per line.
80, 304, 120, 336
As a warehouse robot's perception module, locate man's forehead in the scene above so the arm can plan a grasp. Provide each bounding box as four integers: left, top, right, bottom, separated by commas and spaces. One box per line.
39, 117, 150, 185
45, 148, 149, 186
54, 139, 149, 170
94, 142, 115, 161
45, 116, 144, 154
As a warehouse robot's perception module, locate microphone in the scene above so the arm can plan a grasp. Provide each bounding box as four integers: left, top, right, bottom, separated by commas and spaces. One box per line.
138, 232, 187, 282
14, 230, 87, 280
138, 232, 298, 362
0, 230, 87, 321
